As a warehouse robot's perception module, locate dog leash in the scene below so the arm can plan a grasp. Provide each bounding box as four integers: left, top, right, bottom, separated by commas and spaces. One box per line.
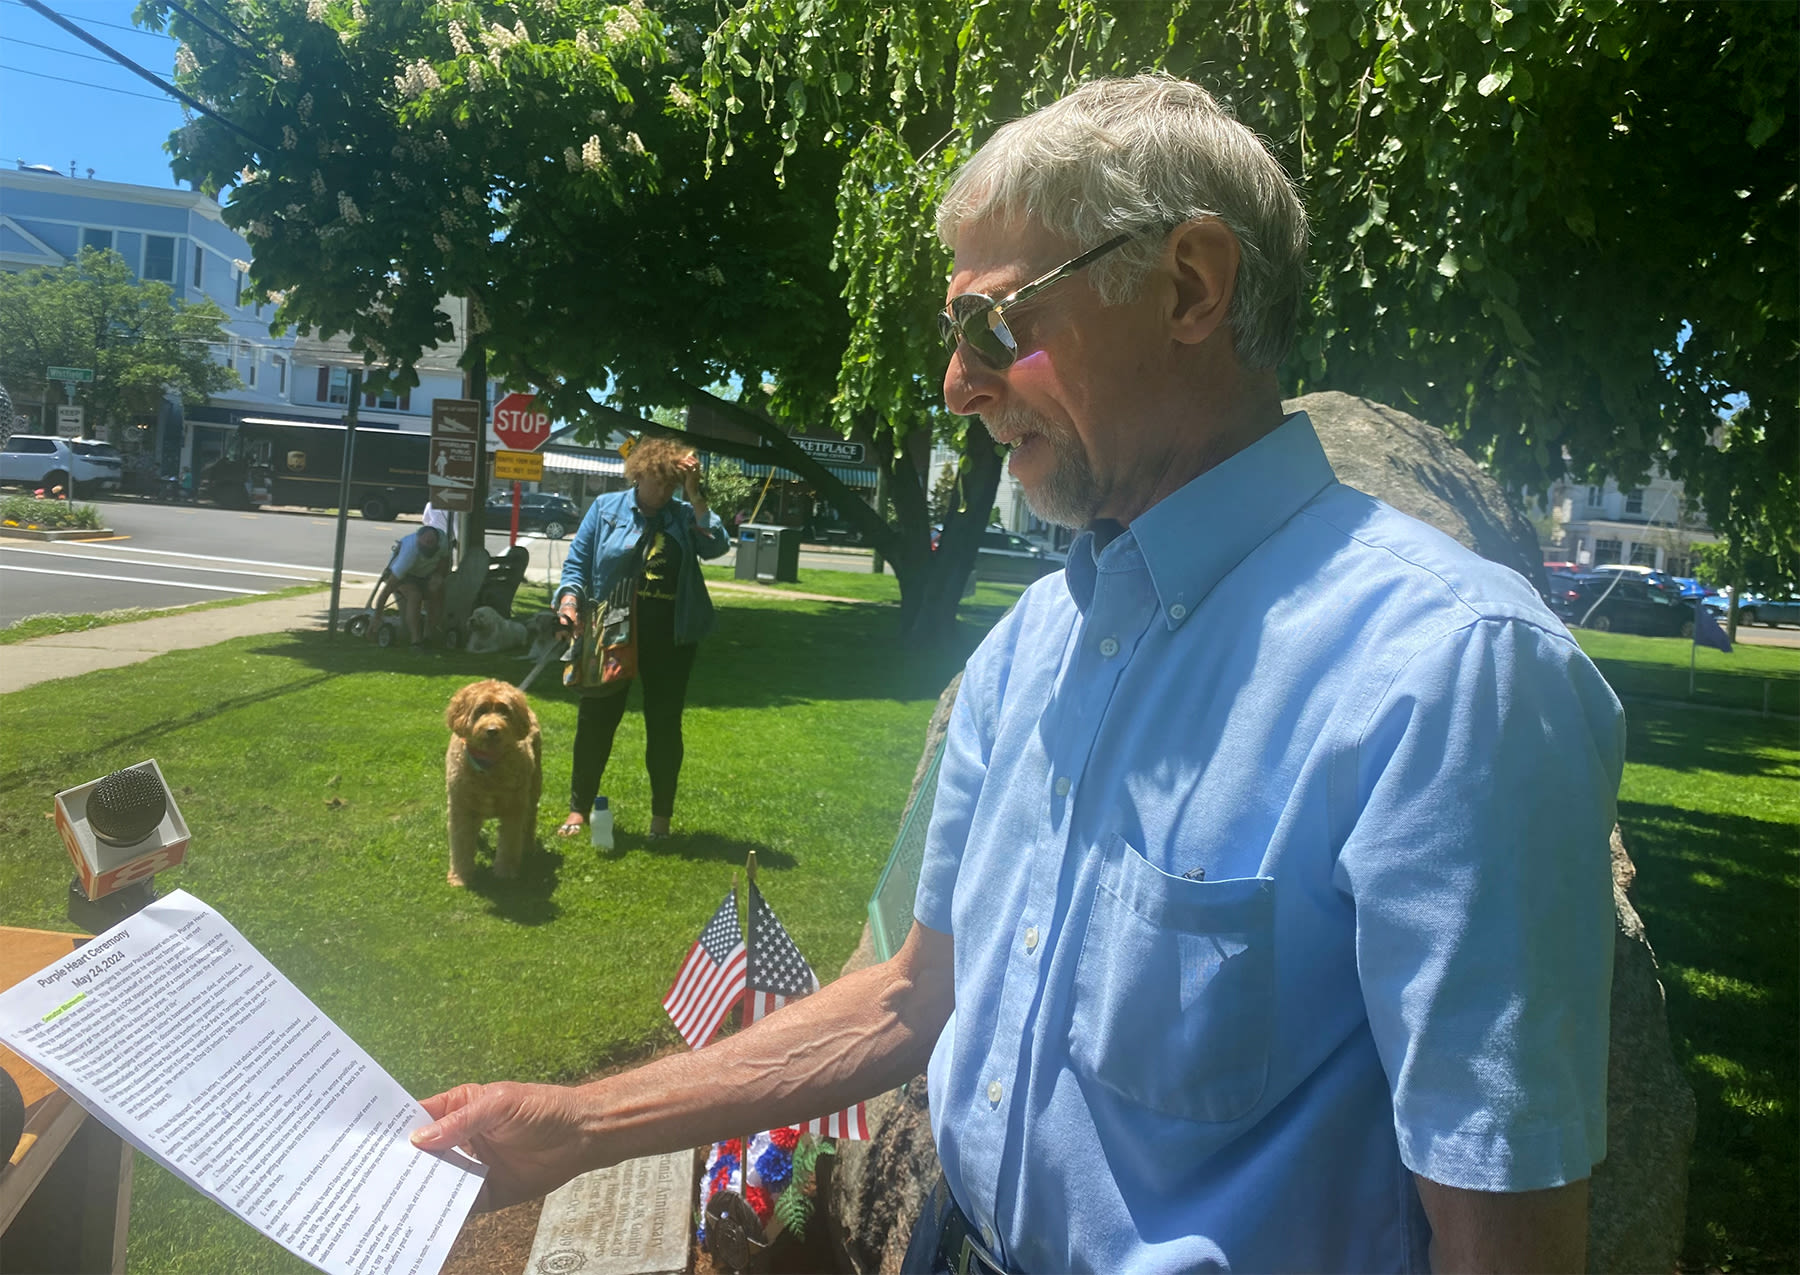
517, 634, 570, 693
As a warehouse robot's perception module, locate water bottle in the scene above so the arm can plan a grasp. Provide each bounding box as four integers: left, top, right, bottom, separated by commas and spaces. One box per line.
589, 796, 614, 850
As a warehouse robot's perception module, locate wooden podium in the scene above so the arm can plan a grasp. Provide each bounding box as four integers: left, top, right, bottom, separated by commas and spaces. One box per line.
0, 927, 132, 1275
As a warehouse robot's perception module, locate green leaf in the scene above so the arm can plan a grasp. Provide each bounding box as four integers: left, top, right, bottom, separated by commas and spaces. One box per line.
1437, 248, 1461, 279
1477, 63, 1512, 96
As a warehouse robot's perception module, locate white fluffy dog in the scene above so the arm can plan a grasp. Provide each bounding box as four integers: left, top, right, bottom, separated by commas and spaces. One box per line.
444, 679, 542, 885
464, 605, 528, 654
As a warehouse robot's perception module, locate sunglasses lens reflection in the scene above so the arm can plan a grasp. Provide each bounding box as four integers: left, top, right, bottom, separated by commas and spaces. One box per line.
943, 295, 1015, 369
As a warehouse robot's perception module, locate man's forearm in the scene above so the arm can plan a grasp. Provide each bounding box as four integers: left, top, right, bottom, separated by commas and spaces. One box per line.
574, 925, 951, 1167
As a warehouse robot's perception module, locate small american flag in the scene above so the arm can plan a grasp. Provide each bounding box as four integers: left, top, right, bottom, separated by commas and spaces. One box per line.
663, 890, 746, 1049
746, 881, 869, 1140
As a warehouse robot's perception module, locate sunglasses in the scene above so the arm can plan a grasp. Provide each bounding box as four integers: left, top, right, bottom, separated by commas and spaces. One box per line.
938, 233, 1134, 370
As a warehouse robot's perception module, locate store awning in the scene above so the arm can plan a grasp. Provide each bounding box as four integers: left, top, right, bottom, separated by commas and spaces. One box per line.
738, 462, 877, 489
543, 451, 625, 476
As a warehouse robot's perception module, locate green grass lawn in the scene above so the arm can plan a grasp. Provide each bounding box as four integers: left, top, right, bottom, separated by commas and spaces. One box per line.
1573, 632, 1799, 1272
0, 587, 1013, 1275
702, 560, 1028, 609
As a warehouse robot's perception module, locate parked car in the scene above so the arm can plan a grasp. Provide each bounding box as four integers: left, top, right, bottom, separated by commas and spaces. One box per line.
0, 434, 124, 497
1548, 573, 1695, 637
484, 490, 581, 539
931, 524, 1066, 583
1702, 591, 1800, 627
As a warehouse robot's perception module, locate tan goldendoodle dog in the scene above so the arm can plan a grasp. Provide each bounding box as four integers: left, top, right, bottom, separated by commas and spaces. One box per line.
444, 679, 542, 886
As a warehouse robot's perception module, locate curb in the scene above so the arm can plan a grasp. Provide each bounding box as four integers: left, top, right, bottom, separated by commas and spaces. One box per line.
0, 526, 117, 541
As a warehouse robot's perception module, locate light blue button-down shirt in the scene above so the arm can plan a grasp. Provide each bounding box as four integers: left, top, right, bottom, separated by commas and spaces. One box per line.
914, 412, 1624, 1273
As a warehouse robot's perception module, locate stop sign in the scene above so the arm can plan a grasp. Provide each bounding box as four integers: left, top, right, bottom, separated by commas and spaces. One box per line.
492, 392, 552, 452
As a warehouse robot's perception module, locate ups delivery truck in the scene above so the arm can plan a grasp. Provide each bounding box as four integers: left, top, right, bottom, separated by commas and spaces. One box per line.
202, 419, 430, 520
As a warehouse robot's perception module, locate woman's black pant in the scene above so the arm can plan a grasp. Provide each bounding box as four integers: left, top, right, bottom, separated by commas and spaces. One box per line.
568, 599, 697, 820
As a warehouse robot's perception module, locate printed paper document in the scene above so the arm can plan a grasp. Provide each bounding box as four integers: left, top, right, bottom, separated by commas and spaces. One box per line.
0, 890, 485, 1275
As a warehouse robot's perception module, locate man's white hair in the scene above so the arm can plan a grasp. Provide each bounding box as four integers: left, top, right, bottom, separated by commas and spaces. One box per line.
936, 74, 1309, 371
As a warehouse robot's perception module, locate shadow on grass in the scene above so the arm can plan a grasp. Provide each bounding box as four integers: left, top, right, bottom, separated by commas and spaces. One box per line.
0, 670, 336, 796
460, 832, 564, 926
247, 598, 995, 711
606, 828, 796, 871
1619, 702, 1800, 782
1620, 800, 1799, 1271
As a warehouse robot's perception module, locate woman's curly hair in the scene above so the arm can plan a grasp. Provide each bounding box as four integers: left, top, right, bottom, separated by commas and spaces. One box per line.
623, 436, 695, 487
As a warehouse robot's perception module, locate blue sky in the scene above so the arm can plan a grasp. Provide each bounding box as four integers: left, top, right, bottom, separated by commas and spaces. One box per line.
1, 0, 189, 189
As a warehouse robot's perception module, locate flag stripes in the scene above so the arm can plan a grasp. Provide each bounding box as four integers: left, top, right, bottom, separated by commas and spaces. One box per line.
662, 890, 747, 1049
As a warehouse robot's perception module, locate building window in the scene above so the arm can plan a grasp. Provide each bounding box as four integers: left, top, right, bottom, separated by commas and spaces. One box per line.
273, 355, 286, 394
1586, 485, 1604, 509
1594, 539, 1623, 565
82, 228, 113, 254
1629, 543, 1657, 567
325, 367, 351, 405
1665, 555, 1689, 578
144, 235, 175, 281
365, 389, 410, 411
192, 245, 204, 287
245, 345, 258, 387
1625, 490, 1644, 515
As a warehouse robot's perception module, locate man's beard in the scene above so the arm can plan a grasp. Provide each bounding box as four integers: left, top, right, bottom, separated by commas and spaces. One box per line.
987, 412, 1104, 528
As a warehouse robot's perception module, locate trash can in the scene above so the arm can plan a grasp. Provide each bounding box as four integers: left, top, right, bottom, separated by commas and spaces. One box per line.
738, 523, 801, 583
734, 528, 760, 581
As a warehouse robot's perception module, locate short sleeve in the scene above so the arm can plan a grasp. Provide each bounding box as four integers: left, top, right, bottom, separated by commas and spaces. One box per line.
389, 537, 419, 577
1335, 617, 1625, 1192
913, 670, 993, 935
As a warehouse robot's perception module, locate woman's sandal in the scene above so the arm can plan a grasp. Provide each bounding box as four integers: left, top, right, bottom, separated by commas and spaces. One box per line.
555, 815, 587, 838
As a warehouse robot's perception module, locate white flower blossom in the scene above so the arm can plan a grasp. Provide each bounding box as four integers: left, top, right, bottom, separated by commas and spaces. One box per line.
337, 192, 362, 224
513, 19, 530, 42
563, 146, 582, 171
433, 233, 452, 254
283, 125, 299, 150
466, 59, 484, 90
306, 0, 326, 20
175, 44, 197, 75
274, 50, 298, 80
581, 134, 604, 170
667, 82, 699, 113
297, 92, 314, 122
232, 257, 253, 273
602, 6, 642, 44
394, 58, 441, 97
449, 20, 473, 56
623, 131, 645, 156
249, 220, 271, 238
311, 171, 327, 197
575, 29, 596, 54
350, 0, 365, 23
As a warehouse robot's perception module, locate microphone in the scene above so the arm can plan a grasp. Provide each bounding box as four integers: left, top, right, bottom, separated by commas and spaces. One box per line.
55, 760, 190, 934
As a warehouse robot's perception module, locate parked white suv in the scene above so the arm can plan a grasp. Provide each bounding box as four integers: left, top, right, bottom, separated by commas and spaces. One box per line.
0, 434, 124, 496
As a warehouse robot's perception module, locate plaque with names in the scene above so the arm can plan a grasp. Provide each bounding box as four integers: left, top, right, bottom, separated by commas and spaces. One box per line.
525, 1148, 696, 1275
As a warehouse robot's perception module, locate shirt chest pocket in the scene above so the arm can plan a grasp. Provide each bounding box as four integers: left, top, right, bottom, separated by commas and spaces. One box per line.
1068, 835, 1274, 1124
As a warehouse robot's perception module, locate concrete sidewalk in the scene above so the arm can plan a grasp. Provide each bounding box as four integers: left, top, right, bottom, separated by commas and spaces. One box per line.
0, 592, 331, 694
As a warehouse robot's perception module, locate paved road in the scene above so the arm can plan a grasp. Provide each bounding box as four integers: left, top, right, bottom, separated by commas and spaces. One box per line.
0, 499, 883, 626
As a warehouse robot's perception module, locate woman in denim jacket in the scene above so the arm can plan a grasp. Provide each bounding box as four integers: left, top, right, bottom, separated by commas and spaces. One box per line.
553, 439, 729, 839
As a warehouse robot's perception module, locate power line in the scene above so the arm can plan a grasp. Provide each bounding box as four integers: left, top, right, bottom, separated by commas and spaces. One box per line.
16, 0, 274, 151
0, 62, 171, 102
0, 0, 176, 39
2, 33, 127, 65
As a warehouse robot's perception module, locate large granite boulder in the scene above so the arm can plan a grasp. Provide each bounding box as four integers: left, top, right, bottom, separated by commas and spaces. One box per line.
825, 404, 1694, 1274
1287, 389, 1548, 590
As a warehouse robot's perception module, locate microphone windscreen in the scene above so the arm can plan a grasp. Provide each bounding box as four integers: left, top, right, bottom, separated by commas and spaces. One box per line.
88, 767, 168, 847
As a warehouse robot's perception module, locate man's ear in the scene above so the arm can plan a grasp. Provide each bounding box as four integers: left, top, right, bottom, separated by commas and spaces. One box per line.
1165, 217, 1240, 347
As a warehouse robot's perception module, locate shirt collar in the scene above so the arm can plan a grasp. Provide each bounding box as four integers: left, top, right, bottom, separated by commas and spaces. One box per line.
1064, 411, 1336, 622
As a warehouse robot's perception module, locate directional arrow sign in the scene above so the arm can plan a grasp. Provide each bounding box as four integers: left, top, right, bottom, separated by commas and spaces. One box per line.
492, 391, 552, 452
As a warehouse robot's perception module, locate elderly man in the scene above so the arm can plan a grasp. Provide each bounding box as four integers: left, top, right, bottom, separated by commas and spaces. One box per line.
369, 523, 450, 649
414, 75, 1621, 1273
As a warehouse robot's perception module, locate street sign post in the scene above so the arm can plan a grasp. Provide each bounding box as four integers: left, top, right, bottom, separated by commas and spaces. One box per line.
47, 367, 94, 383
55, 405, 84, 439
494, 449, 544, 482
428, 438, 477, 512
431, 398, 482, 440
491, 392, 552, 453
